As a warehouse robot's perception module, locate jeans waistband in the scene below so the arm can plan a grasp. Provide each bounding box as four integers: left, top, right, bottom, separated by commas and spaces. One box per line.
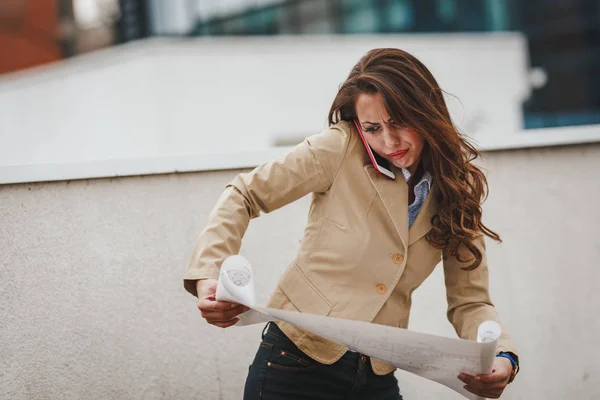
263, 322, 367, 363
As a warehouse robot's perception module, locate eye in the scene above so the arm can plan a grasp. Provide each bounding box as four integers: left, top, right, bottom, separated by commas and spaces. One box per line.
364, 126, 380, 133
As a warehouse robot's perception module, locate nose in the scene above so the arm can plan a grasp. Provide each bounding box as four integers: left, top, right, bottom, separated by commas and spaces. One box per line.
382, 128, 399, 148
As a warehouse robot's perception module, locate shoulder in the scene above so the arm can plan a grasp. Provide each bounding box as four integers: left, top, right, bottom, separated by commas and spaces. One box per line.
304, 120, 361, 165
307, 121, 356, 149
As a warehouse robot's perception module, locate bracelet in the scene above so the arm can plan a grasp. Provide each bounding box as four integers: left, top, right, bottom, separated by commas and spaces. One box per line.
496, 352, 517, 367
496, 352, 519, 383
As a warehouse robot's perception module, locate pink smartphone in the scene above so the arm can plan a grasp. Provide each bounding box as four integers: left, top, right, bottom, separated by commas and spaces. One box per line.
353, 120, 395, 179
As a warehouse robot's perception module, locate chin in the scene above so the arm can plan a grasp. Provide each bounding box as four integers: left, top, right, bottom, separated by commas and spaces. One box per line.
392, 160, 411, 169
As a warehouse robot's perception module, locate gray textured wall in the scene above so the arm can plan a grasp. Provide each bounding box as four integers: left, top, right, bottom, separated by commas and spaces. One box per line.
2, 144, 599, 399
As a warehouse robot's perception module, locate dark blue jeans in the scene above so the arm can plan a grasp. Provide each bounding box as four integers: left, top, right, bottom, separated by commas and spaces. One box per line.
244, 322, 403, 400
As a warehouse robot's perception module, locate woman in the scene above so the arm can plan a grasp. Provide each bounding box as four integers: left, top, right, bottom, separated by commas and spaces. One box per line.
184, 48, 519, 399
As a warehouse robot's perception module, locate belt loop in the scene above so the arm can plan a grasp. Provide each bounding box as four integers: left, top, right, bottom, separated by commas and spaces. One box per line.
261, 321, 271, 339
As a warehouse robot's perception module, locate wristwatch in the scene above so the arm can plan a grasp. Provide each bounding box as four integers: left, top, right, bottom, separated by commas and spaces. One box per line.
496, 352, 519, 383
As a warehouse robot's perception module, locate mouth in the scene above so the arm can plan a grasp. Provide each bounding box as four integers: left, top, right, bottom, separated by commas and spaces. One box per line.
387, 149, 409, 159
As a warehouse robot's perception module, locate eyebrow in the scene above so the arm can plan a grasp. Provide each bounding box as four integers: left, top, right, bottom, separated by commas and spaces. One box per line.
362, 118, 394, 125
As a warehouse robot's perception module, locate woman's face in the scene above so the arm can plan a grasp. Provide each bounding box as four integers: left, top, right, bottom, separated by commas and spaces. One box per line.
355, 92, 424, 174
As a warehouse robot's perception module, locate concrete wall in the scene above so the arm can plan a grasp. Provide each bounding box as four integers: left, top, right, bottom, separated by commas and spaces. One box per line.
1, 142, 599, 399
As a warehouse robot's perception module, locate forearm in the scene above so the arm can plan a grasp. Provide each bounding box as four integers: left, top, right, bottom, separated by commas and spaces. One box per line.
448, 301, 516, 354
184, 186, 252, 296
444, 236, 517, 354
183, 125, 350, 297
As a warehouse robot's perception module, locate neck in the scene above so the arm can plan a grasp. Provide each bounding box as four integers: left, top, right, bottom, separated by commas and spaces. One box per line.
407, 161, 424, 186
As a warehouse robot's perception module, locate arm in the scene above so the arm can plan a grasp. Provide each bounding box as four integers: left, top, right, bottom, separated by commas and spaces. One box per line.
183, 123, 351, 297
443, 235, 516, 352
444, 235, 519, 397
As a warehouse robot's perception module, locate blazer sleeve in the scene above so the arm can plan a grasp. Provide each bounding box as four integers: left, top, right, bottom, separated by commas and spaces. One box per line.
183, 123, 352, 297
443, 235, 517, 354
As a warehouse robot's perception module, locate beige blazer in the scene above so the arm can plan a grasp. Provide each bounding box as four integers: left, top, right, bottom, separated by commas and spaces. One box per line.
184, 121, 516, 375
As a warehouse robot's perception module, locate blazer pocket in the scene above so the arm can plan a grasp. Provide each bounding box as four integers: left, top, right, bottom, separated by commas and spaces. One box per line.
279, 263, 333, 317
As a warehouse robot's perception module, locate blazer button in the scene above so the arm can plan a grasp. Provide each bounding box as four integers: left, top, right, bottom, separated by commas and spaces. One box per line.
392, 253, 404, 264
376, 283, 387, 294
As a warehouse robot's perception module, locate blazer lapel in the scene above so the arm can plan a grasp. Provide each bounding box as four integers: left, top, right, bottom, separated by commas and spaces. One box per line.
364, 165, 409, 250
408, 189, 437, 246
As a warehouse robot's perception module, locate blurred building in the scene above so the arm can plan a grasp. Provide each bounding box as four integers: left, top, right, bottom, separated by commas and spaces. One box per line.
180, 0, 599, 129
0, 0, 62, 74
2, 0, 597, 128
0, 0, 149, 73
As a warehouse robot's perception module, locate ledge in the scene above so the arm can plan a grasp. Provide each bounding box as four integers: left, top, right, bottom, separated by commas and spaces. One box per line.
0, 148, 294, 185
1, 124, 598, 185
474, 124, 600, 151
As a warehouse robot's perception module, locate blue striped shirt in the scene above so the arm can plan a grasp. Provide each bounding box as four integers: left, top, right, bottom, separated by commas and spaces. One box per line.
401, 168, 433, 228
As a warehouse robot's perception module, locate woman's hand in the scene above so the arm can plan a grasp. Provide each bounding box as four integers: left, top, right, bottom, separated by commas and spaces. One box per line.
196, 279, 249, 328
458, 357, 513, 398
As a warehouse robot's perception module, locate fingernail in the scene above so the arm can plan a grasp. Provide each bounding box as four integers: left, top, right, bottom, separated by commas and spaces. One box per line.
475, 376, 481, 381
230, 304, 236, 308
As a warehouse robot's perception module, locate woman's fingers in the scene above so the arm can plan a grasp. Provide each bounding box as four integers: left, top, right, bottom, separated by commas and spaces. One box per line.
477, 381, 509, 390
194, 279, 246, 328
201, 305, 249, 322
459, 375, 507, 390
459, 372, 508, 398
197, 296, 249, 327
198, 297, 240, 312
463, 385, 503, 399
211, 319, 240, 329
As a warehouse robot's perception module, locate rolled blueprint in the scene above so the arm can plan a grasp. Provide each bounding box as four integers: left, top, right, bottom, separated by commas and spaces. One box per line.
216, 255, 270, 326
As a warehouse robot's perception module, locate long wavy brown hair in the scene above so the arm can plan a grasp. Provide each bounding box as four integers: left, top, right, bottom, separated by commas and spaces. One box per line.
328, 48, 500, 270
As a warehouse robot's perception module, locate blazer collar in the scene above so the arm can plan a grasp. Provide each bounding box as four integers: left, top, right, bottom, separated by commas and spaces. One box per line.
364, 164, 437, 249
364, 164, 409, 250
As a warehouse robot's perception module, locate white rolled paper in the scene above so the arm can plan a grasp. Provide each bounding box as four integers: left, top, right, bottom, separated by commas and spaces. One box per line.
216, 255, 255, 307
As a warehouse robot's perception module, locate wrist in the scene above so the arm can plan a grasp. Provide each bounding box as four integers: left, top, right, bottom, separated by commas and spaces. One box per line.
195, 278, 213, 297
496, 352, 519, 383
